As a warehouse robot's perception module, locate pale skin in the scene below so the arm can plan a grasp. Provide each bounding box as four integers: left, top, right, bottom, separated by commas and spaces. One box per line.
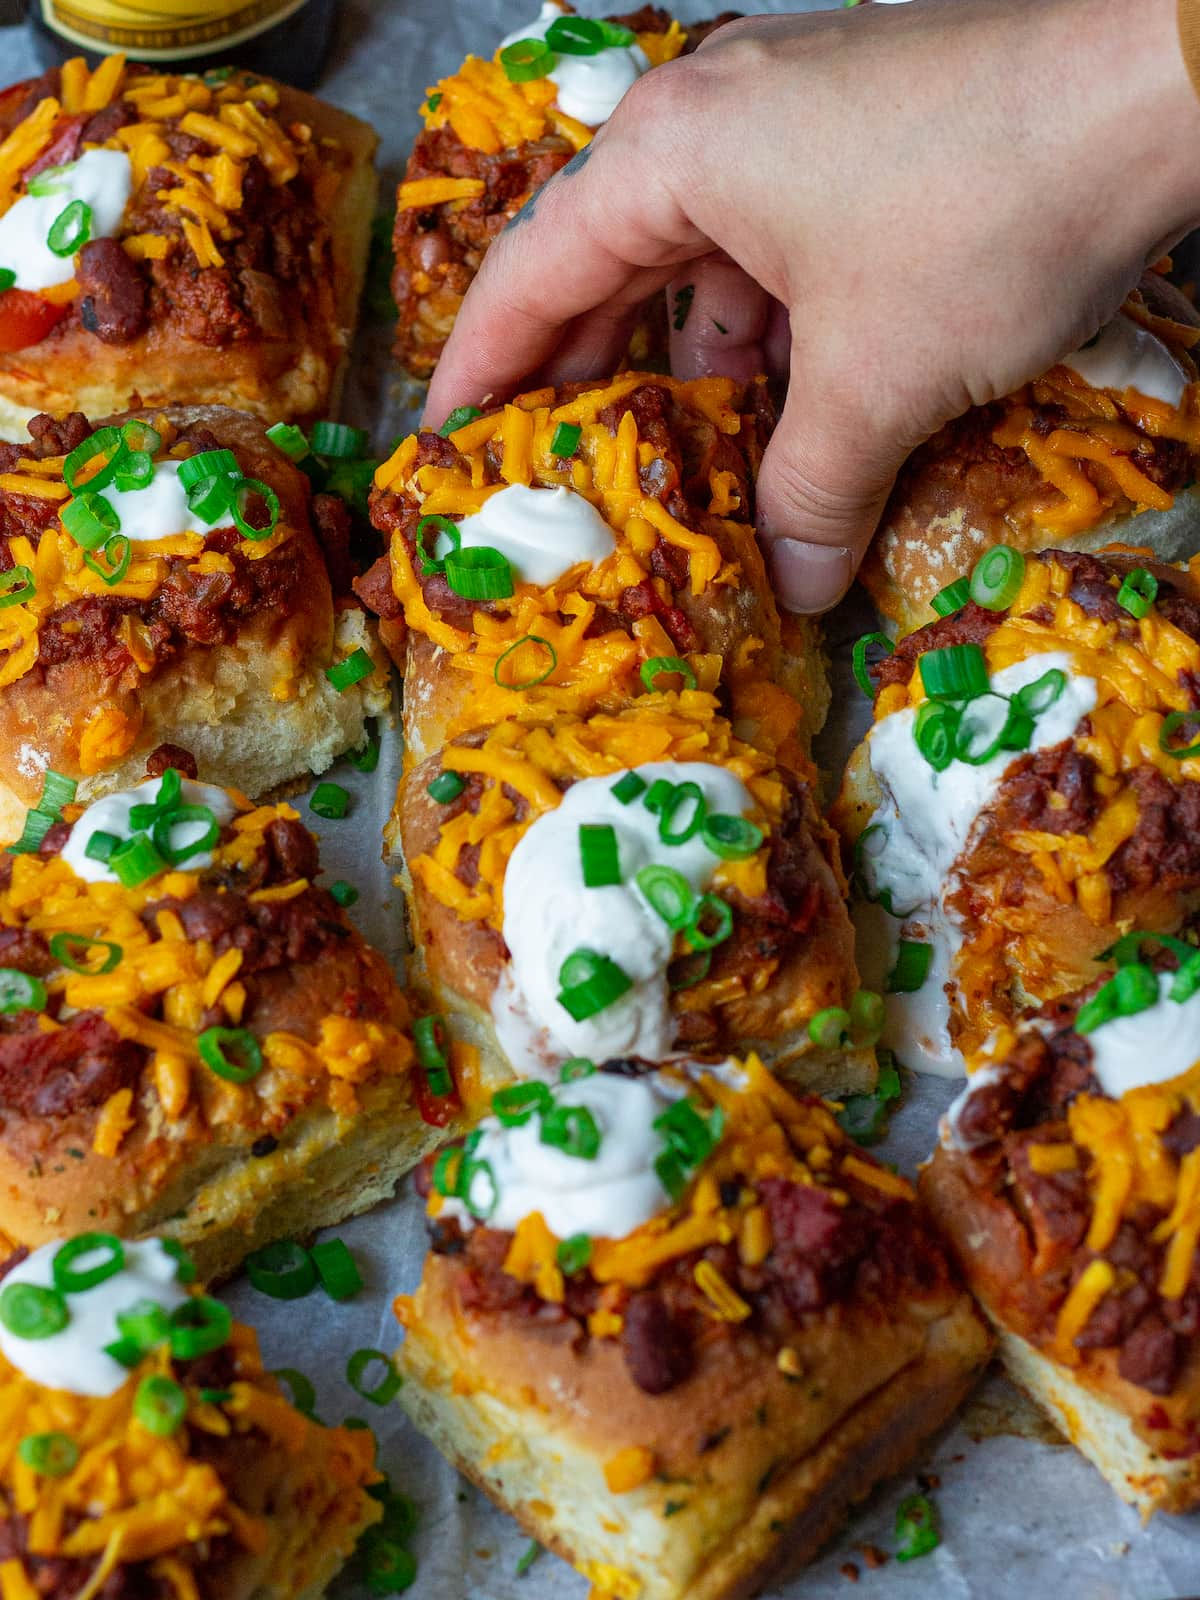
426, 0, 1200, 613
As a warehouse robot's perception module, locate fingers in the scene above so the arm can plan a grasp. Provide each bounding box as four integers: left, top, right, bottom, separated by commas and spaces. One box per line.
667, 255, 778, 381
756, 357, 906, 616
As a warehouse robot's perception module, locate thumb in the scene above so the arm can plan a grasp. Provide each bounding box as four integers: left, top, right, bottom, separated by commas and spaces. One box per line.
755, 376, 907, 615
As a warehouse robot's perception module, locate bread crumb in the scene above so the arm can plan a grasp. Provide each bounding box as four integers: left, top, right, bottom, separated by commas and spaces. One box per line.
840, 1563, 859, 1583
861, 1544, 889, 1570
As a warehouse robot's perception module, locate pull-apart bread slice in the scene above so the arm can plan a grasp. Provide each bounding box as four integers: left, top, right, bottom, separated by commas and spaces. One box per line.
0, 56, 377, 436
862, 271, 1200, 636
0, 403, 389, 844
395, 1057, 990, 1600
393, 4, 735, 376
0, 1232, 378, 1597
834, 546, 1200, 1078
359, 372, 827, 768
0, 769, 454, 1283
924, 942, 1200, 1514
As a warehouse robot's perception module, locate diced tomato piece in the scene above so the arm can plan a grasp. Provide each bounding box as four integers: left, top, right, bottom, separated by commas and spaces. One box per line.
0, 289, 68, 353
413, 1067, 462, 1127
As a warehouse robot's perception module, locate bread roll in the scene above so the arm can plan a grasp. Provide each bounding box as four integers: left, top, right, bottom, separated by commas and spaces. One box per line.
0, 60, 377, 436
394, 1056, 991, 1600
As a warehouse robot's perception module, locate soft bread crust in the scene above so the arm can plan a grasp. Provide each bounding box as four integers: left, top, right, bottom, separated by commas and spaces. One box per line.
389, 745, 875, 1097
0, 405, 389, 836
396, 1254, 989, 1600
0, 82, 378, 436
922, 1150, 1200, 1514
861, 274, 1200, 636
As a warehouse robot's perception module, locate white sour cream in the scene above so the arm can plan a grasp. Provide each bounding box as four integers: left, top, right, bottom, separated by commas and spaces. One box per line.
1063, 313, 1189, 408
62, 776, 237, 885
98, 460, 236, 544
499, 2, 651, 126
940, 1062, 1006, 1151
495, 761, 754, 1075
451, 483, 615, 587
1086, 972, 1200, 1097
0, 149, 132, 293
862, 652, 1098, 1078
444, 1071, 682, 1239
0, 1238, 189, 1397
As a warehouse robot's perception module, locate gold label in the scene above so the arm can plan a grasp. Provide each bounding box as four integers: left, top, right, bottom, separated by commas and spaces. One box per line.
40, 0, 307, 58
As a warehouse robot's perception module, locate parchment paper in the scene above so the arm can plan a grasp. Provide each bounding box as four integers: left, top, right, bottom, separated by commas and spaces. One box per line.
3, 3, 1199, 1593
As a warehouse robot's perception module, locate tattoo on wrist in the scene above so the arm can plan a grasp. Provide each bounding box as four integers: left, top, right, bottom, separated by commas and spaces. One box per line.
506, 143, 593, 231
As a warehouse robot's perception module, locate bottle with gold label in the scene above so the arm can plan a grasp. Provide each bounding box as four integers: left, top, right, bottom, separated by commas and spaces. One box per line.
25, 0, 339, 89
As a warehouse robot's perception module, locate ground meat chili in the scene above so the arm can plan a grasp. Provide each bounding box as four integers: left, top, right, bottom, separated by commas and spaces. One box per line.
0, 1516, 173, 1600
420, 1134, 948, 1396
948, 966, 1200, 1398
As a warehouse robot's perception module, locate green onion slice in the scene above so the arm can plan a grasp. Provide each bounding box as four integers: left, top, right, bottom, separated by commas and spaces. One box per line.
968, 544, 1025, 611
152, 803, 220, 866
685, 892, 733, 951
7, 807, 56, 857
499, 37, 555, 81
668, 948, 712, 991
540, 1103, 601, 1159
0, 564, 35, 607
0, 968, 47, 1013
64, 427, 124, 494
198, 1025, 263, 1084
185, 473, 236, 522
39, 768, 76, 816
413, 1012, 450, 1073
635, 863, 693, 930
556, 1233, 592, 1274
112, 450, 153, 492
177, 449, 237, 491
836, 1051, 903, 1146
325, 647, 375, 692
48, 931, 121, 974
47, 198, 91, 257
18, 1431, 78, 1477
611, 771, 646, 805
445, 544, 514, 600
852, 631, 894, 699
330, 879, 358, 907
1014, 667, 1067, 718
655, 1098, 723, 1166
545, 14, 607, 52
266, 422, 309, 460
427, 770, 465, 804
1159, 710, 1200, 760
310, 781, 350, 819
701, 812, 763, 860
0, 269, 15, 292
272, 1367, 317, 1414
658, 780, 705, 845
311, 420, 368, 458
116, 1299, 169, 1352
83, 534, 132, 587
953, 693, 1016, 766
643, 777, 674, 814
134, 1375, 187, 1436
438, 406, 482, 437
415, 513, 460, 575
550, 422, 581, 458
167, 1295, 231, 1360
346, 723, 381, 773
492, 1081, 552, 1126
347, 1347, 403, 1405
579, 823, 620, 887
808, 1006, 852, 1049
850, 987, 886, 1045
913, 699, 961, 772
556, 949, 633, 1020
919, 642, 989, 701
895, 1492, 940, 1562
1170, 950, 1200, 1003
1104, 930, 1195, 968
161, 1240, 197, 1284
111, 833, 166, 888
62, 491, 119, 551
494, 633, 556, 688
640, 655, 697, 694
52, 1233, 124, 1294
560, 1057, 595, 1081
930, 576, 971, 618
231, 477, 280, 541
0, 1282, 69, 1340
1117, 567, 1158, 619
1075, 961, 1160, 1034
887, 939, 932, 994
246, 1239, 317, 1300
363, 1537, 417, 1593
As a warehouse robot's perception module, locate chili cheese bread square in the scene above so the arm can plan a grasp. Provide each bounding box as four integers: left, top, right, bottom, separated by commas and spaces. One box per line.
0, 57, 377, 437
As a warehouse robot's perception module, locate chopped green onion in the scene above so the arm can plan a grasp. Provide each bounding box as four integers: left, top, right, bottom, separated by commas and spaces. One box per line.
1159, 710, 1200, 760
579, 823, 620, 887
103, 1334, 143, 1369
887, 940, 932, 994
161, 1239, 196, 1284
185, 473, 236, 522
438, 406, 482, 437
596, 19, 636, 44
413, 1013, 450, 1074
1014, 667, 1067, 718
82, 831, 118, 868
272, 1367, 317, 1413
0, 564, 35, 607
61, 491, 119, 551
808, 1006, 852, 1049
415, 513, 459, 575
654, 1147, 690, 1201
18, 1431, 78, 1477
310, 782, 350, 819
347, 1347, 402, 1405
363, 1536, 417, 1594
1104, 930, 1195, 968
546, 14, 607, 52
968, 544, 1025, 611
47, 198, 91, 257
635, 863, 693, 930
197, 1025, 263, 1084
837, 1052, 903, 1146
311, 1238, 363, 1301
0, 1282, 69, 1340
134, 1375, 187, 1436
895, 1492, 940, 1562
560, 1057, 595, 1082
550, 422, 581, 458
152, 804, 219, 866
64, 427, 124, 494
668, 948, 712, 991
52, 1233, 124, 1294
1117, 567, 1158, 619
556, 1234, 592, 1274
231, 477, 280, 541
198, 1388, 233, 1405
119, 420, 160, 455
445, 544, 514, 600
494, 633, 556, 688
83, 534, 132, 587
1075, 961, 1159, 1034
702, 813, 763, 859
325, 647, 375, 692
311, 420, 368, 458
330, 879, 358, 907
556, 949, 633, 1020
427, 770, 465, 803
500, 37, 555, 81
346, 723, 381, 773
685, 892, 733, 951
167, 1295, 231, 1360
178, 449, 238, 491
659, 780, 705, 845
1170, 950, 1200, 1003
919, 642, 989, 701
953, 693, 1016, 766
326, 456, 380, 516
266, 422, 309, 460
539, 1103, 601, 1159
654, 1097, 723, 1166
912, 700, 960, 773
643, 778, 674, 814
852, 631, 894, 699
116, 1299, 169, 1352
0, 968, 47, 1013
247, 1239, 317, 1300
48, 931, 121, 974
0, 269, 14, 292
39, 769, 77, 816
611, 771, 646, 805
493, 1081, 553, 1126
850, 987, 886, 1044
930, 577, 971, 618
432, 1146, 465, 1199
640, 655, 697, 694
7, 808, 55, 856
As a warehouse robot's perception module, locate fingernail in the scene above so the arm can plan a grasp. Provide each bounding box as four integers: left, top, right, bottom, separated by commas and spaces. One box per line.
769, 540, 855, 614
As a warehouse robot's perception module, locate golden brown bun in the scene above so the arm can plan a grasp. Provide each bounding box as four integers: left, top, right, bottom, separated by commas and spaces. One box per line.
861, 274, 1200, 636
0, 405, 390, 841
0, 81, 377, 436
922, 1150, 1200, 1515
390, 739, 875, 1097
396, 1252, 989, 1600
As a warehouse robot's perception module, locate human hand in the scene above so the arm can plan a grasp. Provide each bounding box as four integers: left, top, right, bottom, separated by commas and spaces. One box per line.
426, 0, 1200, 612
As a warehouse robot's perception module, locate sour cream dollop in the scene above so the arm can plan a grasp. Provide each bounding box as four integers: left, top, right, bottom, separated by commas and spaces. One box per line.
444, 1071, 683, 1238
0, 149, 132, 293
1085, 972, 1200, 1098
1063, 313, 1189, 408
100, 459, 240, 544
451, 483, 615, 587
494, 761, 754, 1076
0, 1238, 189, 1397
861, 652, 1098, 1077
62, 776, 237, 886
499, 2, 651, 126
